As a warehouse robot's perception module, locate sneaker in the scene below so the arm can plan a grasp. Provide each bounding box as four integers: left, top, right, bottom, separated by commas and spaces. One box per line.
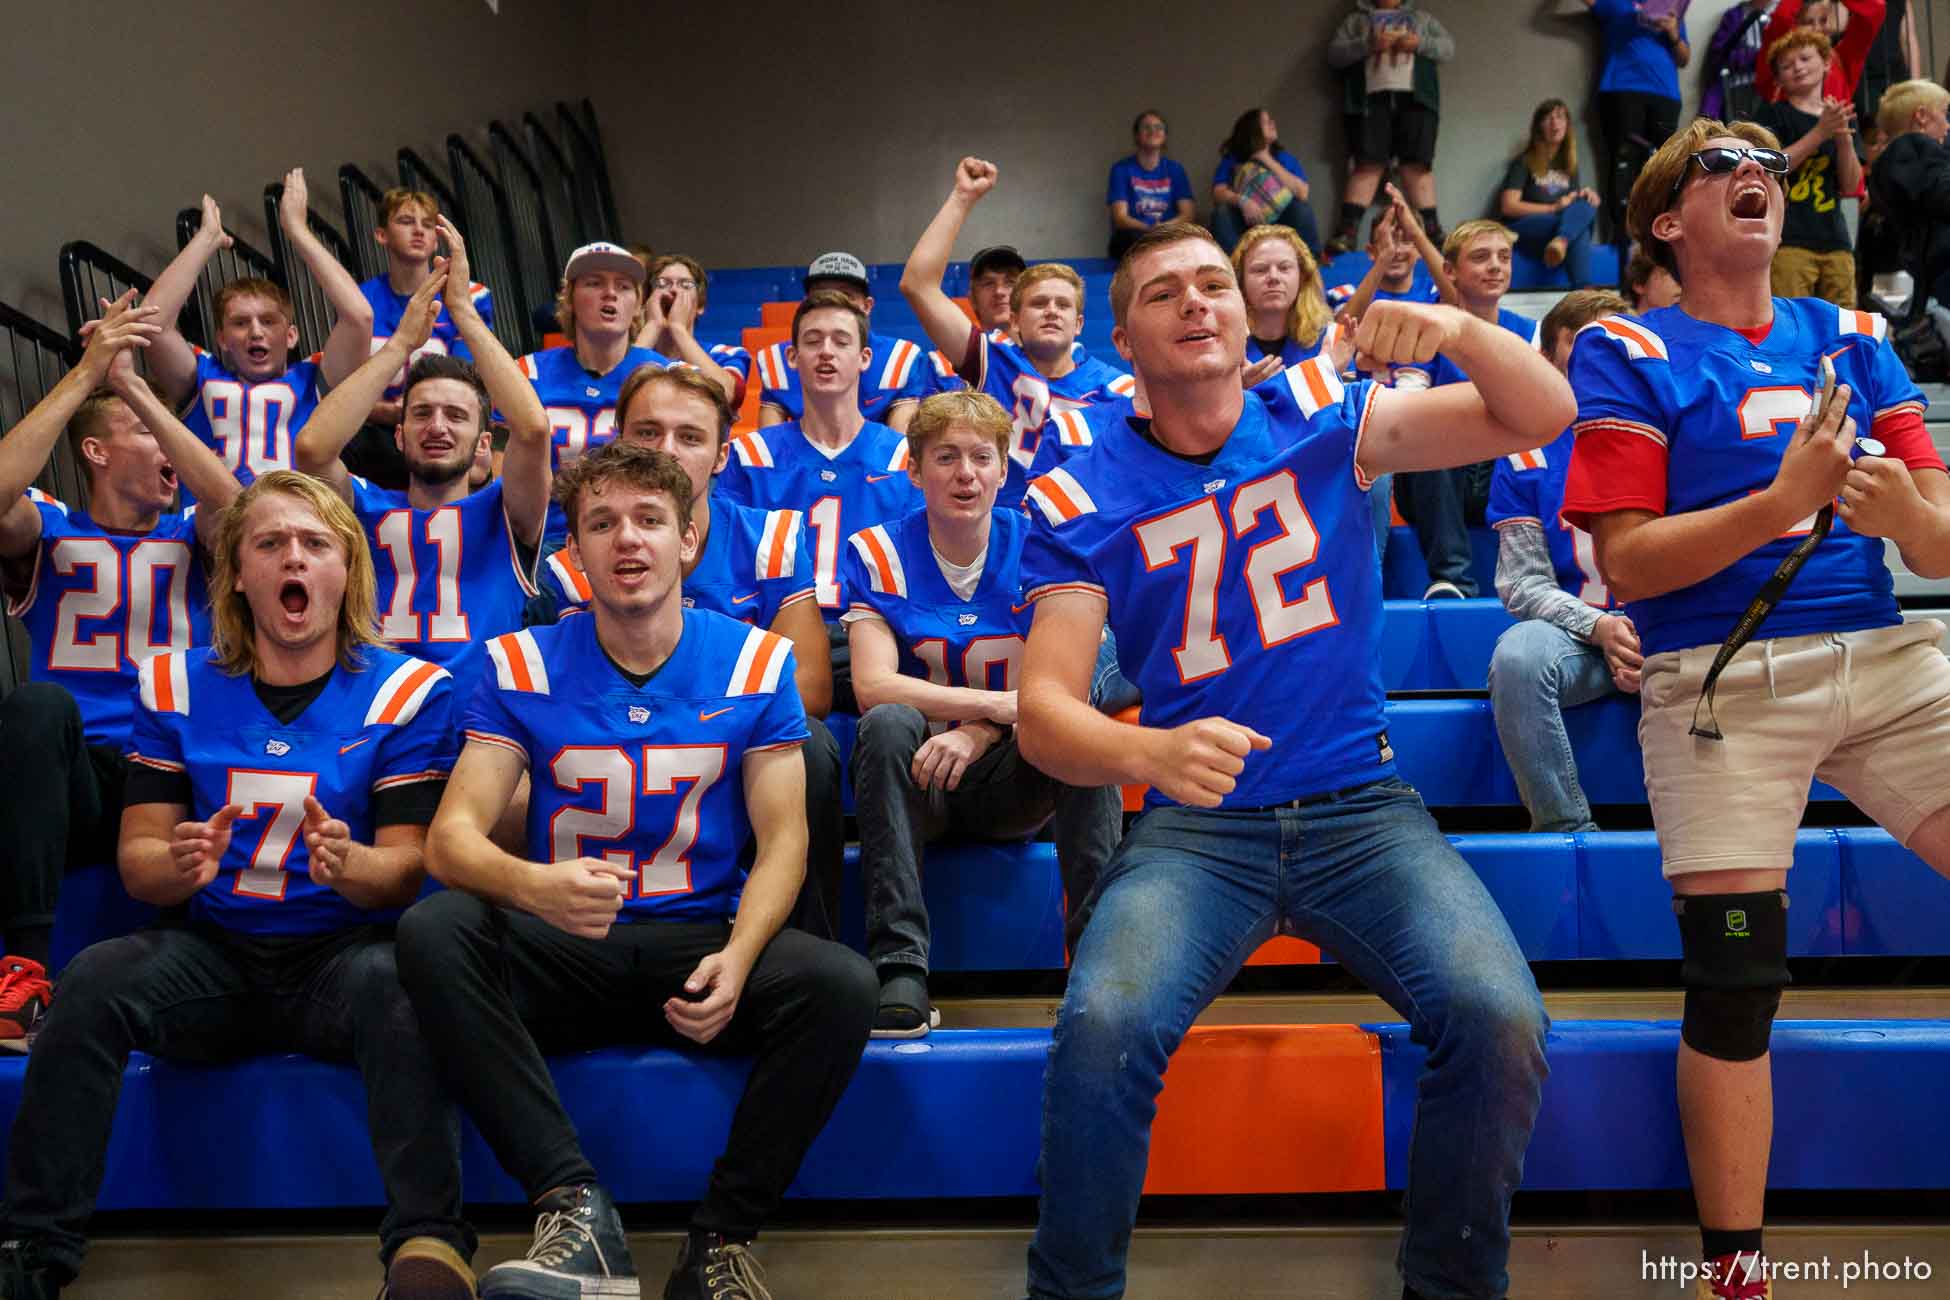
1325, 230, 1358, 258
381, 1236, 476, 1299
0, 1238, 63, 1299
480, 1184, 638, 1299
0, 959, 51, 1051
662, 1234, 772, 1300
870, 970, 940, 1040
1697, 1253, 1771, 1299
1422, 581, 1467, 600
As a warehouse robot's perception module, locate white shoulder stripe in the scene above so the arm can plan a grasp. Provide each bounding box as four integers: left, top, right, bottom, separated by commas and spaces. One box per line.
847, 525, 908, 598
364, 657, 450, 727
728, 625, 791, 695
487, 629, 552, 694
137, 651, 190, 715
1024, 467, 1098, 525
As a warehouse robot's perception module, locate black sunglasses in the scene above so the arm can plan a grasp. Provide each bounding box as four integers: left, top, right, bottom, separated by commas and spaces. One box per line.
1667, 146, 1791, 206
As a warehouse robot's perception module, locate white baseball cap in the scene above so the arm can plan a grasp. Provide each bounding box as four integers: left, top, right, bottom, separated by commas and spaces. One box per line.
804, 251, 870, 294
563, 241, 646, 286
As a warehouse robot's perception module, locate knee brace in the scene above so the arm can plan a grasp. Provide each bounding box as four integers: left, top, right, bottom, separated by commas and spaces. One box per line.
1674, 891, 1790, 1062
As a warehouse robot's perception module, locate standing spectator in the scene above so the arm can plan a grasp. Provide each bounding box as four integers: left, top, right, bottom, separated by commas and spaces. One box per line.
1583, 0, 1690, 242
1752, 29, 1865, 307
1486, 289, 1637, 834
1853, 0, 1921, 136
1753, 0, 1886, 104
1626, 247, 1685, 310
1703, 1, 1782, 122
1106, 110, 1196, 260
1326, 1, 1455, 254
1210, 108, 1321, 256
1500, 99, 1605, 285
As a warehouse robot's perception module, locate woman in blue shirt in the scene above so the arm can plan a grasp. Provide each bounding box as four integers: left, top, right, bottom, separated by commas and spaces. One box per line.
1209, 108, 1321, 256
1583, 0, 1690, 236
1105, 110, 1196, 259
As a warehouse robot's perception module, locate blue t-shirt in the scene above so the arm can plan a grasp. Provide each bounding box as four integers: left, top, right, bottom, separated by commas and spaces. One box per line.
1213, 147, 1308, 192
358, 274, 493, 402
466, 609, 808, 922
6, 491, 210, 748
1485, 428, 1618, 609
1022, 380, 1394, 808
1107, 155, 1195, 227
1593, 0, 1682, 99
127, 647, 456, 936
1562, 301, 1938, 656
1426, 307, 1540, 388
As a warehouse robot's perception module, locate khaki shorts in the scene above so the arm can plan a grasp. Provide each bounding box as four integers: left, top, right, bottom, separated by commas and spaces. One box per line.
1637, 620, 1950, 878
1769, 245, 1856, 309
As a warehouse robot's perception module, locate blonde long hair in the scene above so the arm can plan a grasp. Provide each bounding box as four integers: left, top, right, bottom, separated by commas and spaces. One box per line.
1522, 99, 1578, 183
208, 471, 384, 676
1231, 225, 1330, 350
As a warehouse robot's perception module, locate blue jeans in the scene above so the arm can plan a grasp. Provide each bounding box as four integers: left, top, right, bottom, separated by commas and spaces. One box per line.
1211, 199, 1322, 259
1027, 780, 1548, 1299
1486, 619, 1618, 833
1396, 462, 1491, 594
1509, 199, 1598, 286
1370, 472, 1395, 567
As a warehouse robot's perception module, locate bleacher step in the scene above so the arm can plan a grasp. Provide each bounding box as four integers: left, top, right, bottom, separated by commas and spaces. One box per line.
68, 1222, 1950, 1299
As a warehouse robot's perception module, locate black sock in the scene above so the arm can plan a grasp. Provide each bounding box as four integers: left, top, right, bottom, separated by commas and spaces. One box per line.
3, 926, 51, 970
1337, 202, 1364, 236
1701, 1226, 1765, 1261
1419, 206, 1441, 233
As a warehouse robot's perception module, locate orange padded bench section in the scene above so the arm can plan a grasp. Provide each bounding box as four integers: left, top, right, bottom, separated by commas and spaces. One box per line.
735, 326, 789, 432
1144, 1024, 1385, 1194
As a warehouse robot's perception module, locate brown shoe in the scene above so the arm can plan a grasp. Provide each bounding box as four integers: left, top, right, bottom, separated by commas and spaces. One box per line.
382, 1236, 476, 1299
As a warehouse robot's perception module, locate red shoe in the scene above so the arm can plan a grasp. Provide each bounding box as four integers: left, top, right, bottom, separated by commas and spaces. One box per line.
0, 957, 52, 1049
1697, 1253, 1772, 1299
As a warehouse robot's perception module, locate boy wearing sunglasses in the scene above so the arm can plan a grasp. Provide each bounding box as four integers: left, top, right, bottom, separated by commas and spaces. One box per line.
1561, 117, 1950, 1300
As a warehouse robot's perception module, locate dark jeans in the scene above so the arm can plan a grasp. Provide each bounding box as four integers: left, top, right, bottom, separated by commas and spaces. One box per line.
394, 892, 875, 1239
792, 714, 845, 941
1510, 199, 1599, 286
1395, 461, 1492, 594
1210, 199, 1323, 259
826, 620, 858, 715
851, 703, 1123, 971
0, 684, 126, 941
0, 922, 467, 1280
1027, 781, 1548, 1299
1596, 90, 1679, 241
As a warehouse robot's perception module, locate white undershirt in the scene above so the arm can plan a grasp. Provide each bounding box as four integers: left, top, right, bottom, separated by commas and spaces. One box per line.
932, 541, 987, 601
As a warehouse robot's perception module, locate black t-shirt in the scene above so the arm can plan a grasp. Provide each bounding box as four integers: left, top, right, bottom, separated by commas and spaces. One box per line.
1501, 157, 1579, 208
1752, 102, 1853, 253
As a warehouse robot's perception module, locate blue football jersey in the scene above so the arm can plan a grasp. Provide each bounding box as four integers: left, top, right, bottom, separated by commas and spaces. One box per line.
350, 476, 538, 675
715, 421, 919, 619
465, 609, 808, 922
359, 274, 494, 402
962, 333, 1137, 510
1485, 429, 1617, 609
1324, 267, 1441, 312
707, 343, 753, 406
539, 494, 815, 628
516, 344, 673, 470
1424, 307, 1540, 388
839, 506, 1029, 691
180, 347, 326, 502
752, 331, 930, 424
1024, 399, 1135, 482
1021, 377, 1393, 808
5, 491, 210, 748
1562, 301, 1938, 657
127, 647, 456, 936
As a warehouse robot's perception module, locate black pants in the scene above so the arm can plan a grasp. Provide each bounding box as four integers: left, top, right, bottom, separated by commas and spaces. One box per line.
394, 893, 875, 1239
1596, 90, 1679, 240
851, 703, 1123, 970
1394, 462, 1492, 594
0, 922, 467, 1279
0, 683, 128, 941
793, 715, 845, 941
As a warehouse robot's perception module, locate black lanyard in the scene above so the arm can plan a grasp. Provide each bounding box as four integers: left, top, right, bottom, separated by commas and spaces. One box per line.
1689, 503, 1833, 740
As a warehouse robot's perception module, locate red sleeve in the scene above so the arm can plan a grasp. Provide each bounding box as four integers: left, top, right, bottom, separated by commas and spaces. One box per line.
1835, 0, 1888, 96
1869, 406, 1945, 474
955, 324, 987, 388
1753, 1, 1797, 102
1560, 421, 1669, 532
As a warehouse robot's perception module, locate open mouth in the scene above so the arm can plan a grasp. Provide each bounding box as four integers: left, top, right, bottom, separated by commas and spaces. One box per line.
1177, 329, 1218, 345
159, 465, 178, 491
612, 559, 649, 581
1730, 182, 1769, 220
279, 580, 309, 618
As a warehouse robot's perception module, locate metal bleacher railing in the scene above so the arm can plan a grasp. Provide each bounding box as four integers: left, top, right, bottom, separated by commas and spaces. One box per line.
523, 111, 590, 251
170, 210, 282, 361
0, 301, 82, 698
58, 242, 163, 348
489, 120, 567, 337
555, 102, 615, 244
262, 183, 359, 363
571, 99, 621, 241
337, 164, 391, 282
394, 148, 461, 233
447, 134, 537, 357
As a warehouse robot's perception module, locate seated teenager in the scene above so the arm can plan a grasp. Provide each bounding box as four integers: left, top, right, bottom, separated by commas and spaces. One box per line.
357, 187, 495, 430
1625, 247, 1684, 312
1485, 289, 1639, 833
842, 391, 1123, 1037
0, 296, 237, 1049
0, 471, 471, 1300
636, 254, 753, 406
754, 254, 932, 434
400, 442, 875, 1300
901, 160, 1137, 510
142, 173, 374, 502
1107, 110, 1197, 259
1209, 107, 1321, 256
1499, 99, 1603, 285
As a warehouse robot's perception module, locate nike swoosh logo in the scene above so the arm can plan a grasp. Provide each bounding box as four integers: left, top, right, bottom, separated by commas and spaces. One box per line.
699, 707, 735, 722
1010, 602, 1033, 615
339, 737, 371, 755
1823, 343, 1856, 365
731, 591, 759, 605
865, 473, 895, 483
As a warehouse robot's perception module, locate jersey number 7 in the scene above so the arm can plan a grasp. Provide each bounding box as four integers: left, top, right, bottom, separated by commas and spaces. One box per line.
1133, 468, 1338, 683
